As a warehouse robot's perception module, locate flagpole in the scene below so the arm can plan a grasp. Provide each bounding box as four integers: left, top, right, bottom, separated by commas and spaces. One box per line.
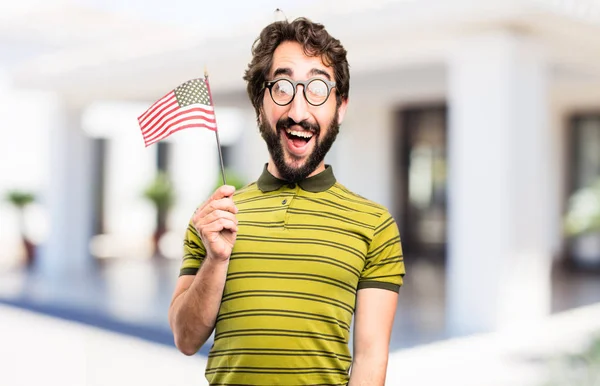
204, 68, 227, 186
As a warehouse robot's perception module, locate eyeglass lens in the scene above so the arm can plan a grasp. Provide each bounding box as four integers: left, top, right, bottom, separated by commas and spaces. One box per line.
271, 79, 329, 105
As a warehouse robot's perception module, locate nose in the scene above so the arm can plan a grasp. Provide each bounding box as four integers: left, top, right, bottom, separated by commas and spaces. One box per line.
287, 85, 310, 124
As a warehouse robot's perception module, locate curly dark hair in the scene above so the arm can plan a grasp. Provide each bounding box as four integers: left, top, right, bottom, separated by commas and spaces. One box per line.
243, 17, 350, 119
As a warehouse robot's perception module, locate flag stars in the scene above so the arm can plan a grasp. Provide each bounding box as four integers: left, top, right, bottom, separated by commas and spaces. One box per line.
175, 79, 212, 107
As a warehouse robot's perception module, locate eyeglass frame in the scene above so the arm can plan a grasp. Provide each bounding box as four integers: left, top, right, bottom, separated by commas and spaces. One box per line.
263, 77, 337, 107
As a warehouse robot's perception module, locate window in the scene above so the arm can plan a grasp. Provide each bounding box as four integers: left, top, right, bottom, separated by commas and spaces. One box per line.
567, 115, 600, 269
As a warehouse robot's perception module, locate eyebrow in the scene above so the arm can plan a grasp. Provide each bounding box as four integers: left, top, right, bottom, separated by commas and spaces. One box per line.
272, 67, 332, 81
273, 67, 293, 78
308, 68, 332, 80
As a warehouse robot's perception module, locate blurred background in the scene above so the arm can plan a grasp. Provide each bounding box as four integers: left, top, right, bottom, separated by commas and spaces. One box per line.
1, 0, 600, 385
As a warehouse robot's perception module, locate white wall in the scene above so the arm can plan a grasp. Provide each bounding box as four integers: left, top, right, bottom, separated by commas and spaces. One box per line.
335, 105, 396, 209
228, 109, 268, 185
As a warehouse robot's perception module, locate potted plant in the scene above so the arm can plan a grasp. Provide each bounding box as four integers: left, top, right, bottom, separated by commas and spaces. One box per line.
5, 190, 36, 268
143, 172, 175, 258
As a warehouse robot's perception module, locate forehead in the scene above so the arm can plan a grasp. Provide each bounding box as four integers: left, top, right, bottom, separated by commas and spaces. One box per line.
270, 41, 334, 79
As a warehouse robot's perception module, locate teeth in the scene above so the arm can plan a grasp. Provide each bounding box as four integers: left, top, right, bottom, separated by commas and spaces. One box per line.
286, 129, 313, 138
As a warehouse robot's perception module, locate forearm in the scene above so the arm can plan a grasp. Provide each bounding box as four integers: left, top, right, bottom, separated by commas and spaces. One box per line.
348, 352, 389, 386
169, 257, 229, 355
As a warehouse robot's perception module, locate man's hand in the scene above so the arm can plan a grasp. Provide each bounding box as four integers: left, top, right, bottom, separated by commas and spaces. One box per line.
193, 185, 238, 262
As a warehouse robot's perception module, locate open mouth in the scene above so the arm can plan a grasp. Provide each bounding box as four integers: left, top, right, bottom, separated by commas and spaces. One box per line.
283, 128, 314, 154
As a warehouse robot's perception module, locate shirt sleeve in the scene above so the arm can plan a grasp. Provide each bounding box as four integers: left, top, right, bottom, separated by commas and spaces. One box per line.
179, 218, 206, 276
358, 210, 405, 292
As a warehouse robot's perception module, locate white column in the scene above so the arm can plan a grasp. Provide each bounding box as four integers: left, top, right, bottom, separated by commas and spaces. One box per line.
0, 77, 57, 268
447, 31, 552, 335
39, 105, 96, 277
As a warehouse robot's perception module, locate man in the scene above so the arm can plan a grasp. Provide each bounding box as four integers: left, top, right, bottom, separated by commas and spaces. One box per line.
168, 17, 405, 386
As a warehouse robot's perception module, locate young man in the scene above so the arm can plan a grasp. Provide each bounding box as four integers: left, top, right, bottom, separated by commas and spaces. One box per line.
168, 17, 405, 386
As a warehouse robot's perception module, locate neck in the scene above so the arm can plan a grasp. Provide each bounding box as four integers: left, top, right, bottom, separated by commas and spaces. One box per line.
307, 162, 326, 178
266, 159, 326, 181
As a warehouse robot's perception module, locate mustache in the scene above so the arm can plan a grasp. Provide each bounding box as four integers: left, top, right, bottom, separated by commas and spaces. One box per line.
276, 117, 319, 134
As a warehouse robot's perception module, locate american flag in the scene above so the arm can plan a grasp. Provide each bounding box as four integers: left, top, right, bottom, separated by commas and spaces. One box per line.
138, 78, 217, 147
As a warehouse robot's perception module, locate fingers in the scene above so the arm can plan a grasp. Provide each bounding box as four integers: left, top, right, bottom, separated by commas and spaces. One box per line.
196, 185, 237, 214
196, 211, 238, 248
201, 218, 238, 239
208, 185, 236, 203
195, 198, 238, 221
197, 210, 238, 232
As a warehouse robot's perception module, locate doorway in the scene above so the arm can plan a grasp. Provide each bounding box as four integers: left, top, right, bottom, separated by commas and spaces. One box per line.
395, 106, 448, 262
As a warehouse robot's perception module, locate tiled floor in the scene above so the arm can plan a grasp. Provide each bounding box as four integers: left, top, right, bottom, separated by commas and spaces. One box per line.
0, 257, 599, 354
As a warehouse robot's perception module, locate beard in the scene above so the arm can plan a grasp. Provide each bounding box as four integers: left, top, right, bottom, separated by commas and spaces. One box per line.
259, 111, 340, 183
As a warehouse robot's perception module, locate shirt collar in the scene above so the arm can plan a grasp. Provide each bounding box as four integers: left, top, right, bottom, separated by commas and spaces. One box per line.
257, 164, 336, 193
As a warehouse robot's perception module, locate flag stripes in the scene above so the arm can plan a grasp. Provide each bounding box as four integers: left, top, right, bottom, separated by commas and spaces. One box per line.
137, 78, 217, 147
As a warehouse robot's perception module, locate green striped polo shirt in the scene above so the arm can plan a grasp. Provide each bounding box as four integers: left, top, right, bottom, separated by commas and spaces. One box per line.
180, 165, 405, 386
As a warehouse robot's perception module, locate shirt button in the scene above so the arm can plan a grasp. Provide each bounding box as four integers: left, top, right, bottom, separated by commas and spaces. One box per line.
282, 199, 288, 205
288, 183, 296, 189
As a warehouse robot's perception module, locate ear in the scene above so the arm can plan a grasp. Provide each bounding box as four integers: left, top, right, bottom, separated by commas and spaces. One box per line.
336, 98, 349, 124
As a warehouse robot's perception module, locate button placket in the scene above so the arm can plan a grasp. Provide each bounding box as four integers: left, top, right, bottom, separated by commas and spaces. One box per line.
282, 185, 298, 229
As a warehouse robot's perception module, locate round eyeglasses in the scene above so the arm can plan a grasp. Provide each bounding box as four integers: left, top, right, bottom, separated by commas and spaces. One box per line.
264, 77, 337, 107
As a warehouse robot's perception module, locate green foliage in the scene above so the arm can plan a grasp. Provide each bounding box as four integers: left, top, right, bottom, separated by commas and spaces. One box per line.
143, 172, 175, 212
541, 334, 600, 386
5, 190, 35, 208
213, 168, 247, 192
564, 179, 600, 236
